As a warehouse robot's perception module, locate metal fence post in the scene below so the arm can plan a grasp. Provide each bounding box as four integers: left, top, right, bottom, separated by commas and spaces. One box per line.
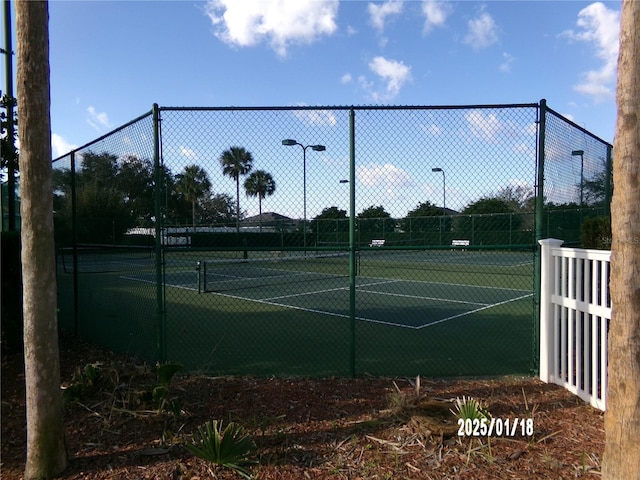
153, 104, 166, 362
533, 99, 547, 374
70, 152, 79, 337
605, 144, 613, 218
349, 108, 356, 378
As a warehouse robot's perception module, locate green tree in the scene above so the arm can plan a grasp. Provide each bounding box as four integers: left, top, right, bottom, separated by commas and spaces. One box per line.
455, 197, 519, 245
117, 155, 154, 225
402, 200, 450, 237
244, 170, 276, 231
220, 146, 254, 232
583, 166, 613, 207
52, 152, 154, 243
496, 183, 535, 211
17, 1, 68, 477
175, 164, 212, 228
357, 205, 394, 236
310, 206, 348, 241
199, 193, 236, 225
0, 93, 18, 173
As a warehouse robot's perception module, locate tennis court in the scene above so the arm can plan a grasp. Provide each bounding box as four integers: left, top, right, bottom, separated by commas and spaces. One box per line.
121, 249, 534, 330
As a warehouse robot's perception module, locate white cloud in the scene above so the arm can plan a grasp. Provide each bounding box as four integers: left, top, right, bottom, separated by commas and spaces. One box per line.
293, 108, 338, 127
419, 123, 442, 136
205, 0, 338, 57
368, 56, 412, 101
356, 163, 411, 188
465, 110, 502, 143
368, 1, 403, 33
180, 146, 199, 159
464, 10, 498, 50
499, 52, 514, 73
341, 73, 353, 84
422, 0, 452, 34
51, 133, 77, 158
563, 2, 619, 101
86, 106, 111, 131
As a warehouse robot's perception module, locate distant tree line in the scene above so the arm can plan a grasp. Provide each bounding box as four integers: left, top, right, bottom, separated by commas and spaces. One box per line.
52, 148, 609, 246
53, 147, 276, 244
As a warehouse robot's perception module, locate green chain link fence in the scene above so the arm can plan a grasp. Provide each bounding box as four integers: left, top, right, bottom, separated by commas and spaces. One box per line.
53, 100, 612, 377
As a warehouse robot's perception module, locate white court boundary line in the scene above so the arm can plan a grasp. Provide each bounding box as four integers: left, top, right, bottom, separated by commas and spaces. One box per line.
261, 279, 402, 302
120, 273, 533, 330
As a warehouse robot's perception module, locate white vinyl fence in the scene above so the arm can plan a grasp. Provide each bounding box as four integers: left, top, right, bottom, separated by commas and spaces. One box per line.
539, 239, 611, 411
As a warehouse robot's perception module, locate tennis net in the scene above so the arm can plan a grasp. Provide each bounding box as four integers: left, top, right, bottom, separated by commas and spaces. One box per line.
199, 251, 350, 294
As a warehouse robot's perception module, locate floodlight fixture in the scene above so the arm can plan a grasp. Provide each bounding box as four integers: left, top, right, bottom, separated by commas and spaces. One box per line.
281, 139, 328, 250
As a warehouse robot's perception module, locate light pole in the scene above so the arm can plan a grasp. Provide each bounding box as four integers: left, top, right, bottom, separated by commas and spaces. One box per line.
432, 168, 446, 245
432, 167, 446, 216
571, 150, 584, 209
282, 139, 326, 249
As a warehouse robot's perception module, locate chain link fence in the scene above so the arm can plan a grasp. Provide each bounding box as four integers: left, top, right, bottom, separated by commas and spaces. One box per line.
52, 101, 612, 377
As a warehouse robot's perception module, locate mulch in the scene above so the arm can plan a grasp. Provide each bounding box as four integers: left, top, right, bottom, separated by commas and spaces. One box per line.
2, 334, 604, 479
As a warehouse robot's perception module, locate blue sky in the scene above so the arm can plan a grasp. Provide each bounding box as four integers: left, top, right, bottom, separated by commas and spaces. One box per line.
2, 1, 620, 218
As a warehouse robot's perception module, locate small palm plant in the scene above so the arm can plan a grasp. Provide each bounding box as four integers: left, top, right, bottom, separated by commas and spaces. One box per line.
185, 420, 257, 479
450, 396, 491, 421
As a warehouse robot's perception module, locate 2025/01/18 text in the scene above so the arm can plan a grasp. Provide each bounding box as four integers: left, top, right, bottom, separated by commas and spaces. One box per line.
457, 417, 534, 437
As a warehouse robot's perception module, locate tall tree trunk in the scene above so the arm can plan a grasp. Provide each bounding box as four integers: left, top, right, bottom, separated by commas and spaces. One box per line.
602, 1, 640, 478
16, 1, 68, 478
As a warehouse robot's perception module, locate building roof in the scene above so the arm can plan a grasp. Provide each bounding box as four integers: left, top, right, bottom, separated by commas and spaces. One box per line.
242, 212, 295, 225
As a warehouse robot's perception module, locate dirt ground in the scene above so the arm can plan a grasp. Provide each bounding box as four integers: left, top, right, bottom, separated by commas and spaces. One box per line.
2, 334, 604, 479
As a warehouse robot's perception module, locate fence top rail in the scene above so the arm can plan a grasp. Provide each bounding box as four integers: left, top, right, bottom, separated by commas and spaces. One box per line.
52, 109, 154, 163
158, 103, 540, 113
546, 106, 613, 148
550, 245, 611, 261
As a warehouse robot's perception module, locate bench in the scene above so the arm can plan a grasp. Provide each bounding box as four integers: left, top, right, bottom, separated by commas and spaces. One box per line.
451, 239, 470, 251
369, 239, 385, 247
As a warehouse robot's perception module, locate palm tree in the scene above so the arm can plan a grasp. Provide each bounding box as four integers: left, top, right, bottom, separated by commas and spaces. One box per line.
220, 146, 254, 232
244, 170, 276, 232
175, 165, 212, 228
17, 2, 68, 477
602, 1, 640, 477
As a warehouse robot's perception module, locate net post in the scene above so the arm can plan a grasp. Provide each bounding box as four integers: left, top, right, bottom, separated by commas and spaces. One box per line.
196, 261, 201, 294
203, 261, 208, 293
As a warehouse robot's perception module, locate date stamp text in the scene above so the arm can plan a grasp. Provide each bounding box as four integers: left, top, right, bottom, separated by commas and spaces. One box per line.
457, 417, 534, 437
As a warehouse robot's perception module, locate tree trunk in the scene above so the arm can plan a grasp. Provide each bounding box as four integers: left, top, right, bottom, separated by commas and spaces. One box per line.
16, 1, 68, 478
602, 1, 640, 478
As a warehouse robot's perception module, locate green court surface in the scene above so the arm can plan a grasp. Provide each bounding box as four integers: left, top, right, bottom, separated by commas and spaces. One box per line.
58, 247, 536, 377
127, 268, 532, 330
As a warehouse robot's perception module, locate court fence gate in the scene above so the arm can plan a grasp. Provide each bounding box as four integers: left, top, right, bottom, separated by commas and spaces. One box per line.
53, 100, 613, 378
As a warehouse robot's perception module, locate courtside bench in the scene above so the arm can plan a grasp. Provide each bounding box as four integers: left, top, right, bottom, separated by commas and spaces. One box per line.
451, 239, 470, 250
